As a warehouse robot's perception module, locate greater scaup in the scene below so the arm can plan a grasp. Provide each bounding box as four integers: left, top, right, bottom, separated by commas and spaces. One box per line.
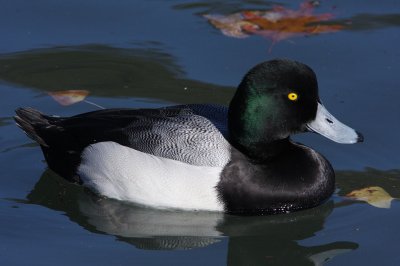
14, 59, 363, 215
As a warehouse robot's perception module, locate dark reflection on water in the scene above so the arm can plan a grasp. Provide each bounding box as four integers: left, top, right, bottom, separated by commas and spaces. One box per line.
23, 170, 361, 265
0, 45, 233, 105
172, 0, 273, 14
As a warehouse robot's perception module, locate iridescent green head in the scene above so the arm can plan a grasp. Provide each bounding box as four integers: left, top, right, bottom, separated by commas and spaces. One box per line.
228, 59, 362, 158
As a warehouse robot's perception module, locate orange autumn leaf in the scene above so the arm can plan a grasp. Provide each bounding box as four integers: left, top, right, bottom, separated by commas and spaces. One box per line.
204, 1, 345, 51
48, 90, 89, 106
346, 186, 395, 209
242, 11, 343, 35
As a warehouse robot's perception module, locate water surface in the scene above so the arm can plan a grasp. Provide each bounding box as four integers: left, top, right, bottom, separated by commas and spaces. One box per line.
0, 1, 399, 265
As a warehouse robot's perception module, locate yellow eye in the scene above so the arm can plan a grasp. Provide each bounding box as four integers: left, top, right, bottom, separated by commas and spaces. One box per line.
288, 92, 298, 101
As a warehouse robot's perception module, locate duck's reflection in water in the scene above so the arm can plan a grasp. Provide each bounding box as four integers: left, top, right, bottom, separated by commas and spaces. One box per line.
27, 170, 357, 265
79, 197, 224, 250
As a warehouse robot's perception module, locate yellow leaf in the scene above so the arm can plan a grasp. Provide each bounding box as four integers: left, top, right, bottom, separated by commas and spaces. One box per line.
48, 90, 89, 106
346, 186, 395, 208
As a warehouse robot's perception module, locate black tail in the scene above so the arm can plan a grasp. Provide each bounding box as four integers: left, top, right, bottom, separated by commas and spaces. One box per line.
14, 107, 82, 182
14, 108, 52, 147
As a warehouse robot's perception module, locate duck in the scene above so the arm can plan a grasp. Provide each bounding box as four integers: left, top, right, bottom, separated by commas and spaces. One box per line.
14, 59, 363, 215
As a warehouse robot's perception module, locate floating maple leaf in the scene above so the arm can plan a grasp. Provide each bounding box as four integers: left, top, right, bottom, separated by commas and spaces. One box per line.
346, 186, 395, 209
204, 1, 345, 52
48, 90, 104, 109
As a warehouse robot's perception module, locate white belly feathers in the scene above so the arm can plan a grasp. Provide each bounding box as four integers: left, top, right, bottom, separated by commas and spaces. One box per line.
77, 141, 225, 211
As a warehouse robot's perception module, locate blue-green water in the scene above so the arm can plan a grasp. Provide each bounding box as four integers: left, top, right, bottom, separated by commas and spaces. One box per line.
1, 1, 399, 265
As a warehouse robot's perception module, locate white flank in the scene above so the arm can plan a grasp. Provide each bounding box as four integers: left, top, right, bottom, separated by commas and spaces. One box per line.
78, 142, 225, 211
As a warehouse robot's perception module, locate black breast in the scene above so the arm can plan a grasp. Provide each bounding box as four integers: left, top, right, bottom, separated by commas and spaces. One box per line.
216, 142, 335, 215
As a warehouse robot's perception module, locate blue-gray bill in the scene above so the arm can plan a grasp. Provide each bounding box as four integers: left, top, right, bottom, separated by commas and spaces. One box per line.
307, 102, 364, 144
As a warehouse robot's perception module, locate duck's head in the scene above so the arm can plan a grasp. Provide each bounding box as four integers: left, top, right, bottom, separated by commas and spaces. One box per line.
228, 59, 363, 157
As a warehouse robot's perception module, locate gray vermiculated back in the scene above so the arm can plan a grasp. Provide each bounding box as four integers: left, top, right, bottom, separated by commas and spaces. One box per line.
126, 104, 231, 167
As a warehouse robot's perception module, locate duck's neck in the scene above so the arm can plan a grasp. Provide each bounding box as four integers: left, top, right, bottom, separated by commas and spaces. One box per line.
234, 138, 292, 163
228, 83, 290, 161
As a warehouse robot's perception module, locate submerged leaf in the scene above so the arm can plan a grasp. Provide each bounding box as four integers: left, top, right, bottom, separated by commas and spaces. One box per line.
204, 0, 345, 51
204, 14, 256, 38
48, 90, 89, 106
346, 186, 395, 208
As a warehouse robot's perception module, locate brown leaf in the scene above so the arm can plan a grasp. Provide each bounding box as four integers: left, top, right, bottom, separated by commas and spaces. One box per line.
204, 1, 345, 51
346, 186, 395, 208
204, 14, 256, 38
48, 90, 89, 106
